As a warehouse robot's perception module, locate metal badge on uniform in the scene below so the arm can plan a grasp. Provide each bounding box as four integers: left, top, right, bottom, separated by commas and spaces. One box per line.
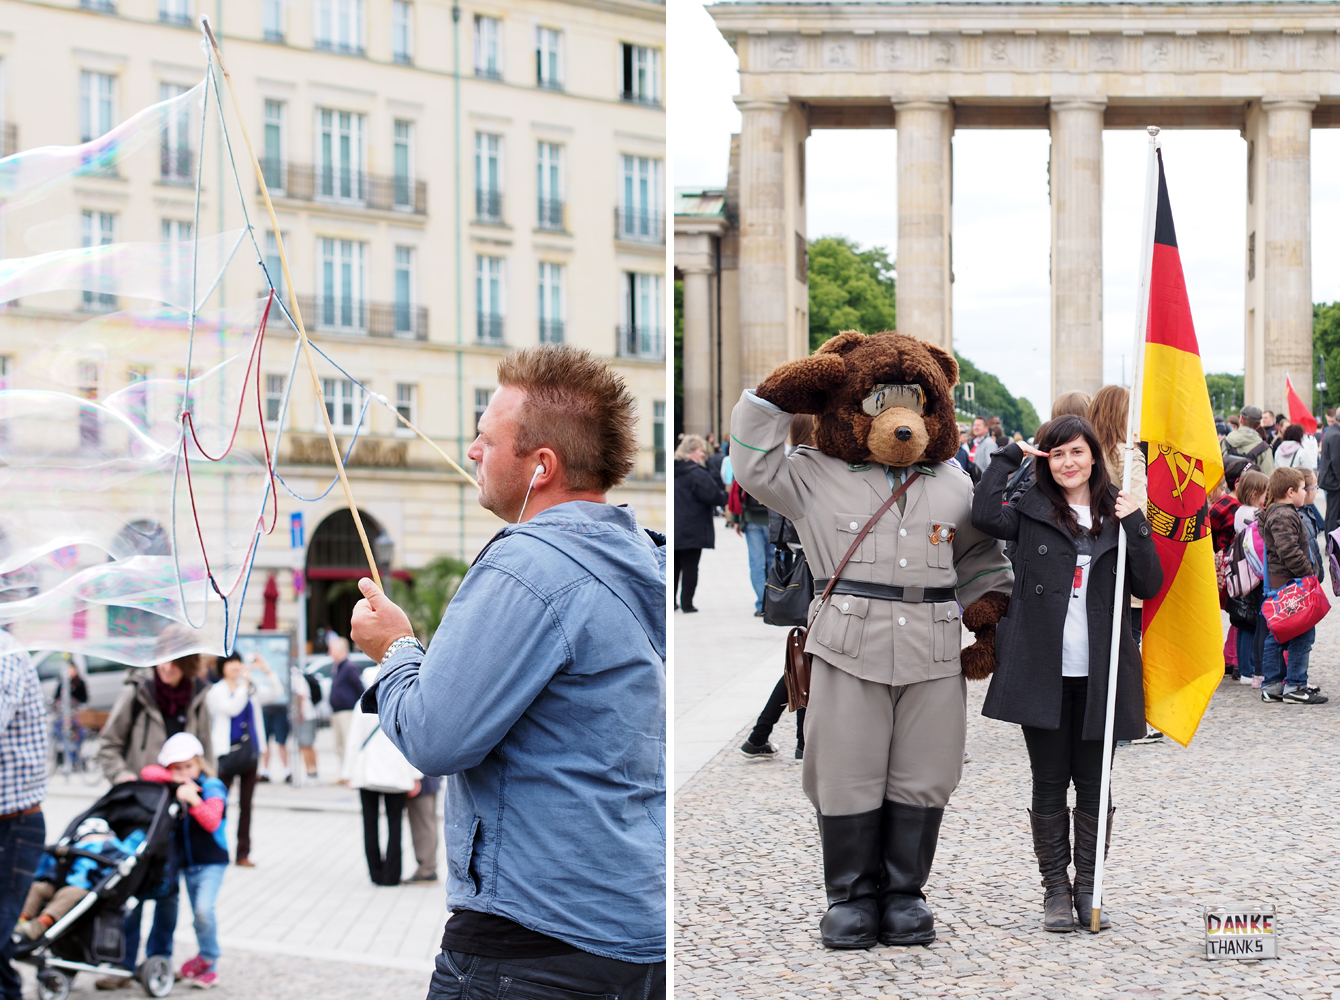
1204, 904, 1278, 960
928, 523, 954, 546
862, 384, 924, 418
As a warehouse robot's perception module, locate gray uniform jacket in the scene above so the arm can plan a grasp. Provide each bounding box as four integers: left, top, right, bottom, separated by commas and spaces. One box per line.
731, 391, 1014, 687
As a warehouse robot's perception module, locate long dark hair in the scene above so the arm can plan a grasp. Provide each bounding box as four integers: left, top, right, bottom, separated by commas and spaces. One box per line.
1032, 414, 1115, 537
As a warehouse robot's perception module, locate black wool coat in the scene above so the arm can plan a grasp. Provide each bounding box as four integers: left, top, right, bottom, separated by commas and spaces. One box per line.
970, 442, 1165, 741
674, 459, 727, 550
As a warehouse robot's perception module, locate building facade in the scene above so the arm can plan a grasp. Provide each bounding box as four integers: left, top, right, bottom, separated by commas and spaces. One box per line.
0, 0, 666, 653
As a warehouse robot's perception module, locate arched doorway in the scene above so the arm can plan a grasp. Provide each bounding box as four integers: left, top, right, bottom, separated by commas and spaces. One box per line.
305, 508, 387, 651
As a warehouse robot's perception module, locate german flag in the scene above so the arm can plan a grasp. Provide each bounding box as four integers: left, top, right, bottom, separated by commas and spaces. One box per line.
1138, 149, 1225, 747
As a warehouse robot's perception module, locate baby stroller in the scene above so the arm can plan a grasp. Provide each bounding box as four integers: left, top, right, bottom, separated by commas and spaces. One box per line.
12, 781, 180, 999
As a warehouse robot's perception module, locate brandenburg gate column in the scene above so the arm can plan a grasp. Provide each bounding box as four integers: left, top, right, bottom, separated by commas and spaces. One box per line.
1244, 96, 1316, 411
734, 96, 792, 388
1049, 98, 1106, 400
892, 97, 953, 353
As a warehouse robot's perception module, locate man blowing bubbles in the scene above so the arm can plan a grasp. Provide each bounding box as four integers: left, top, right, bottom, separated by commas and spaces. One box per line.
350, 345, 667, 1000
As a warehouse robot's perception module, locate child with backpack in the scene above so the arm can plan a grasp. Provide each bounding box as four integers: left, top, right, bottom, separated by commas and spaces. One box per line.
1257, 467, 1329, 705
1220, 470, 1269, 685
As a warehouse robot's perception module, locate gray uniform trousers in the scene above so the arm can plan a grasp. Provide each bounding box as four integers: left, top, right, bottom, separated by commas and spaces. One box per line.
801, 656, 967, 816
406, 791, 439, 880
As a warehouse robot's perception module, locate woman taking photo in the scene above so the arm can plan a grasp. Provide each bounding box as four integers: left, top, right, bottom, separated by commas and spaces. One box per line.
971, 414, 1163, 933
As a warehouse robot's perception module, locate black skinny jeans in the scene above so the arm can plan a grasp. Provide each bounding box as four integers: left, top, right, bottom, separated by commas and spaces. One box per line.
748, 675, 806, 750
223, 765, 258, 861
360, 790, 407, 886
674, 548, 702, 608
1020, 677, 1111, 816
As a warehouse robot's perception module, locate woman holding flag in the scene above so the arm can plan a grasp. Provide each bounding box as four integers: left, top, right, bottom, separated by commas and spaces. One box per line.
971, 415, 1163, 933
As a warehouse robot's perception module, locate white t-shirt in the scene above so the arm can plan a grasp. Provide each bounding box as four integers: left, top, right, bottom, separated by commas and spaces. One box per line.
1061, 505, 1094, 678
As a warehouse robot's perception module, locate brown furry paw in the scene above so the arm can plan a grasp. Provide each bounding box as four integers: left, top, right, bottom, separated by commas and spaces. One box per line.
755, 354, 847, 414
960, 630, 997, 680
962, 591, 1009, 631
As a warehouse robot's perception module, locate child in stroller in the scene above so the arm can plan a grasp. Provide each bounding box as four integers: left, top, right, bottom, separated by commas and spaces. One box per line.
15, 818, 145, 940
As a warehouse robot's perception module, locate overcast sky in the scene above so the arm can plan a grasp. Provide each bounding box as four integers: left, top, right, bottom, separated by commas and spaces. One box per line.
669, 0, 1340, 415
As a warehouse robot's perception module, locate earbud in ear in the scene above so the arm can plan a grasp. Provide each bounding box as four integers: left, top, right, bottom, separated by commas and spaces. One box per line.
535, 465, 545, 477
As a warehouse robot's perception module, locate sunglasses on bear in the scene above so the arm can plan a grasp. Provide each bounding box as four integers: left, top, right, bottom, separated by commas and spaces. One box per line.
862, 383, 925, 418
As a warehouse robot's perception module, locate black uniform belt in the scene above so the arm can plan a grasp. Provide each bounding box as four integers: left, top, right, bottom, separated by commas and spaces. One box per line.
813, 580, 957, 603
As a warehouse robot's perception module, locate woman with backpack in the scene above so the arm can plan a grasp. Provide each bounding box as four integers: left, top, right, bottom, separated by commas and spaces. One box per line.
971, 414, 1163, 933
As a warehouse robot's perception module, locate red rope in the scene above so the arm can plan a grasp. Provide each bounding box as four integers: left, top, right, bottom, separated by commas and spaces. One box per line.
178, 291, 281, 597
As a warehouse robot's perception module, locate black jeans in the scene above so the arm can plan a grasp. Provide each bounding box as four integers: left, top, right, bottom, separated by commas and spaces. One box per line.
674, 548, 702, 609
360, 790, 407, 886
1020, 677, 1110, 815
224, 765, 258, 861
426, 949, 665, 1000
748, 675, 805, 750
0, 811, 44, 1000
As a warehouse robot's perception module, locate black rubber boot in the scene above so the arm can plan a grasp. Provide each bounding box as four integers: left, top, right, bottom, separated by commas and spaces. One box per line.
816, 809, 882, 949
877, 800, 943, 946
1072, 807, 1114, 931
1028, 809, 1075, 932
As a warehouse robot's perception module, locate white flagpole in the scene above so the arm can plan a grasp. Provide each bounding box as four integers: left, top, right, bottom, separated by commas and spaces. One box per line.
1090, 125, 1161, 933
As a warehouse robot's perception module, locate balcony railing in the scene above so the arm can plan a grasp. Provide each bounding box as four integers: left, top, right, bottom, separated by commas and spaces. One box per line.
314, 38, 366, 56
159, 10, 192, 26
161, 147, 194, 184
294, 295, 428, 340
475, 190, 503, 223
537, 198, 565, 231
475, 64, 503, 80
539, 319, 564, 344
1, 123, 16, 159
260, 160, 427, 214
615, 208, 665, 245
263, 28, 285, 43
616, 324, 664, 361
620, 90, 661, 107
81, 0, 115, 11
477, 313, 505, 345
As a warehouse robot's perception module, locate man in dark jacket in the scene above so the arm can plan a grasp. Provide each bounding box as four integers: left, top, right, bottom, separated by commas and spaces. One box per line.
327, 635, 362, 768
1318, 415, 1340, 534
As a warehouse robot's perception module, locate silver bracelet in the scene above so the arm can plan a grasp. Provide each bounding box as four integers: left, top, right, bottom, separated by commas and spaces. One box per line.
382, 636, 424, 665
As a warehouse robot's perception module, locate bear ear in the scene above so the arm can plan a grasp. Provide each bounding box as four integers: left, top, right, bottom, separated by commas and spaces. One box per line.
923, 341, 959, 389
813, 329, 866, 357
755, 353, 847, 414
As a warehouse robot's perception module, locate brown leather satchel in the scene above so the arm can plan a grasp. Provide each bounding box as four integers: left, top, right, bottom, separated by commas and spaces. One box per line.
784, 471, 923, 711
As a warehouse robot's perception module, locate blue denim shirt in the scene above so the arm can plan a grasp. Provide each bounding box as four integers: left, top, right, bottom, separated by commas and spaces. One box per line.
363, 502, 666, 963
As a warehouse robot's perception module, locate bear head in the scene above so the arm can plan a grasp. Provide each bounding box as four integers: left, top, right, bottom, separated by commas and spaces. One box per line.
754, 330, 960, 468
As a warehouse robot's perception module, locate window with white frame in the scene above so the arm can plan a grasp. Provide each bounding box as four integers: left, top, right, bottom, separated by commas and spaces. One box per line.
395, 383, 415, 430
161, 219, 193, 309
392, 1, 412, 63
126, 365, 151, 428
262, 0, 285, 41
79, 71, 115, 143
158, 0, 190, 25
317, 109, 364, 202
474, 388, 491, 434
475, 132, 502, 222
265, 374, 286, 425
394, 246, 414, 336
263, 100, 285, 191
319, 238, 366, 332
619, 272, 663, 359
536, 27, 561, 89
537, 142, 562, 230
321, 377, 364, 431
474, 16, 502, 78
159, 83, 192, 183
78, 361, 101, 449
476, 256, 504, 344
620, 155, 662, 242
264, 230, 287, 300
620, 44, 660, 104
81, 211, 116, 311
393, 120, 413, 209
538, 262, 563, 344
314, 0, 365, 55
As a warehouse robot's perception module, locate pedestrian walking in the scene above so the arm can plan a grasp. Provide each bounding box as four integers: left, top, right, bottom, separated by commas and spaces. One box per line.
95, 632, 213, 988
971, 415, 1163, 932
250, 652, 289, 784
1257, 467, 1329, 705
344, 666, 420, 886
208, 652, 263, 867
0, 631, 45, 1000
351, 344, 665, 997
139, 734, 230, 989
327, 635, 362, 771
1275, 422, 1318, 470
732, 484, 775, 616
404, 774, 441, 885
1319, 409, 1340, 535
291, 665, 320, 780
674, 434, 726, 614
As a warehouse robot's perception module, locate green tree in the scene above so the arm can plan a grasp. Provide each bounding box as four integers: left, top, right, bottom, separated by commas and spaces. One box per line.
1205, 372, 1245, 419
953, 353, 1040, 438
1314, 302, 1340, 410
389, 556, 471, 647
673, 279, 684, 437
808, 236, 897, 352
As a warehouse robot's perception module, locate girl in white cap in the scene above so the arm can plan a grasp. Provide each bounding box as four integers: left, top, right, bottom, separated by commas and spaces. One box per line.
140, 732, 229, 989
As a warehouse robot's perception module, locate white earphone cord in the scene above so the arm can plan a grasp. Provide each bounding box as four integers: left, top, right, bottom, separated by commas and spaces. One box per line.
516, 465, 544, 523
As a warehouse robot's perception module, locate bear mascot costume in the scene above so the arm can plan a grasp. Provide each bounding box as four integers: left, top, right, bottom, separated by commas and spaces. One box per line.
731, 330, 1013, 949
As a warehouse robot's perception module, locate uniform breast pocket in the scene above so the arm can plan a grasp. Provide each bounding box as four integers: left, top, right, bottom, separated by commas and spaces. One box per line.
932, 601, 961, 661
835, 514, 877, 563
927, 521, 957, 570
812, 596, 869, 658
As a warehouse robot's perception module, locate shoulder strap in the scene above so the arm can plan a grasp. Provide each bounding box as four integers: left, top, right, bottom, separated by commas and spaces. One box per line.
817, 471, 923, 608
1249, 440, 1269, 460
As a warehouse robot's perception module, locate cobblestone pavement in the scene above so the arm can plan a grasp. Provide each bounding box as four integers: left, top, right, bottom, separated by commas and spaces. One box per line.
675, 610, 1340, 998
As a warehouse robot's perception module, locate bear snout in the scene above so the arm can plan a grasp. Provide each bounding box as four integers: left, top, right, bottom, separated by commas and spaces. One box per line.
867, 406, 930, 466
